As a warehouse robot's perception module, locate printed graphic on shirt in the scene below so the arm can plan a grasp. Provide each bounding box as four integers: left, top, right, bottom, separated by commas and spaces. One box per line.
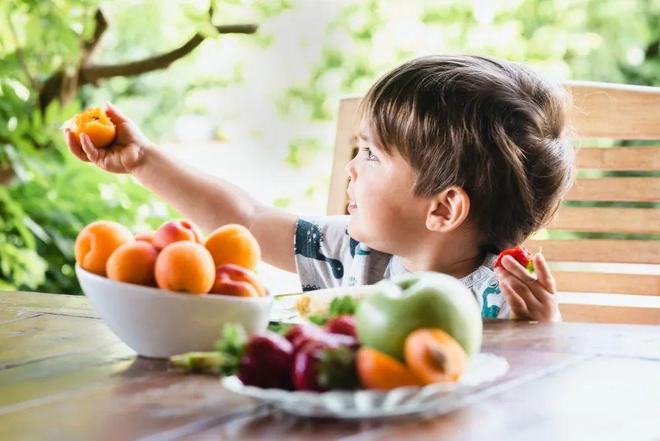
295, 219, 344, 280
481, 280, 504, 318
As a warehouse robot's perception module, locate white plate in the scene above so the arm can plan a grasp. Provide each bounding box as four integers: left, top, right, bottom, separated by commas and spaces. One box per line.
221, 352, 509, 419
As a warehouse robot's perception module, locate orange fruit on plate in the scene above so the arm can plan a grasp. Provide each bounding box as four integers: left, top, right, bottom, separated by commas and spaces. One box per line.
356, 346, 423, 390
404, 328, 468, 384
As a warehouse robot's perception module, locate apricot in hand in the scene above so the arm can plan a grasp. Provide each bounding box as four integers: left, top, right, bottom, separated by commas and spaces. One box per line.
71, 107, 116, 148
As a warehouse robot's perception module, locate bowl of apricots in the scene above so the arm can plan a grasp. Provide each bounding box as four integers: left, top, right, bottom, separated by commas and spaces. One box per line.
74, 219, 272, 358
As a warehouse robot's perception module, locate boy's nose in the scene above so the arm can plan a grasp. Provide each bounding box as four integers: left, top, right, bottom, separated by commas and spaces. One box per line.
344, 157, 357, 181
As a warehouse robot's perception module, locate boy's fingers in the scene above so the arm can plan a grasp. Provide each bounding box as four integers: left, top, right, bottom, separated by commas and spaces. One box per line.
505, 276, 545, 311
64, 130, 89, 162
79, 133, 100, 162
501, 255, 537, 283
499, 281, 529, 318
534, 253, 556, 293
103, 101, 130, 125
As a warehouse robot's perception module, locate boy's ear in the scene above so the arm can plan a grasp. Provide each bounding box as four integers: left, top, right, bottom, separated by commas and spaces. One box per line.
425, 186, 471, 232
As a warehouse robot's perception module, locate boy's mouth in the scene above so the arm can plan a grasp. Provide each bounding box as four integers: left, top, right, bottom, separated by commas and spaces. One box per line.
347, 187, 357, 212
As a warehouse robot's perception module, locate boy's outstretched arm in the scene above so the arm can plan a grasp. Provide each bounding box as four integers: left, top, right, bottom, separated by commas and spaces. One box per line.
64, 103, 298, 273
130, 147, 298, 272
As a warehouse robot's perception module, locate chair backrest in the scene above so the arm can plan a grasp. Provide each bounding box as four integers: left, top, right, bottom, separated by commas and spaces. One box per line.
327, 81, 660, 325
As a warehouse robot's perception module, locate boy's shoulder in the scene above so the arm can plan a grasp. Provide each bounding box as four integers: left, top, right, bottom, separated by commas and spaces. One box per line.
293, 215, 391, 290
466, 254, 510, 319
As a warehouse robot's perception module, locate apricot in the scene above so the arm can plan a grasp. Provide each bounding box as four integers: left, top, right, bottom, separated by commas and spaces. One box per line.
154, 241, 215, 294
153, 219, 203, 250
404, 328, 468, 384
356, 347, 423, 390
135, 230, 156, 245
106, 241, 158, 286
75, 220, 134, 276
210, 263, 266, 297
71, 107, 116, 148
204, 224, 261, 270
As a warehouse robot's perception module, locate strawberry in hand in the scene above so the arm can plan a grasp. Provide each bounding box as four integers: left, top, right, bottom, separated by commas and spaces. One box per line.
494, 246, 535, 273
494, 246, 560, 322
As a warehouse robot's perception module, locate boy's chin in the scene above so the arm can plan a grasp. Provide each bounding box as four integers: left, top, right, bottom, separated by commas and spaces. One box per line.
346, 218, 364, 241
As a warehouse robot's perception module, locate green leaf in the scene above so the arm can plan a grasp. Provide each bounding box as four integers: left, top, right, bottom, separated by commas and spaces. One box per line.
213, 323, 248, 376
308, 295, 360, 325
317, 346, 359, 390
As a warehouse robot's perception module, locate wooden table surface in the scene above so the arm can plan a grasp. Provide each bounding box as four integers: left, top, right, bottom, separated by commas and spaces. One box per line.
1, 291, 660, 441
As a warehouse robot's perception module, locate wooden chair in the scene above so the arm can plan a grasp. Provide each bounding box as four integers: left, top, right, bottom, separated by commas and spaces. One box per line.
327, 81, 660, 325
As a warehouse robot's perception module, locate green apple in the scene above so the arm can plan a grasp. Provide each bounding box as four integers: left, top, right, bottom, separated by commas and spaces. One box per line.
355, 272, 482, 360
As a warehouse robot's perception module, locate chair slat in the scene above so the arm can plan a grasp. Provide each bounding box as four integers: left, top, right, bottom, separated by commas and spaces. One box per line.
559, 303, 660, 325
565, 177, 660, 202
548, 207, 660, 234
554, 271, 660, 296
327, 99, 360, 216
576, 147, 660, 171
566, 81, 660, 139
524, 239, 660, 264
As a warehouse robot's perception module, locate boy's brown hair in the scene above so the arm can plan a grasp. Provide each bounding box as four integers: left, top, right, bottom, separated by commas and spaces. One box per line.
359, 55, 575, 252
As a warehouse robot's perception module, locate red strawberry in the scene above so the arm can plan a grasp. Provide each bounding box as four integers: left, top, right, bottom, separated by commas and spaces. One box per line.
494, 246, 535, 273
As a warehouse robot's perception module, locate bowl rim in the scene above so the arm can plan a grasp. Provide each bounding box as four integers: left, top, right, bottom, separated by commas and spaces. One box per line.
75, 263, 273, 304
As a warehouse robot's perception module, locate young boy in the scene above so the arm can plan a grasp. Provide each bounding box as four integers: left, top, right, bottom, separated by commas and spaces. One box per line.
64, 55, 574, 322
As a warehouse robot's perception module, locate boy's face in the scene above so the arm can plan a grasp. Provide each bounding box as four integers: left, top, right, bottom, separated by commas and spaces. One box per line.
345, 122, 429, 255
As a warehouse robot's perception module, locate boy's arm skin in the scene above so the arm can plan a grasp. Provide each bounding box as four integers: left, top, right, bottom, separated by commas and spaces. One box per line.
64, 103, 298, 273
495, 253, 561, 322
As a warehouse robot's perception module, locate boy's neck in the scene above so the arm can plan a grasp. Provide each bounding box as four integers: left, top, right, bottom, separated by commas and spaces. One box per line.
400, 250, 486, 279
398, 231, 487, 279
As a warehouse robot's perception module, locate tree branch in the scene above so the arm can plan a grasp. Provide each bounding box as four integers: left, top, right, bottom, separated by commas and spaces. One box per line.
81, 9, 108, 65
79, 23, 257, 84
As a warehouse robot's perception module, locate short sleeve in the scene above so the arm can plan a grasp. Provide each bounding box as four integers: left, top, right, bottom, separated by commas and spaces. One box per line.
293, 215, 355, 291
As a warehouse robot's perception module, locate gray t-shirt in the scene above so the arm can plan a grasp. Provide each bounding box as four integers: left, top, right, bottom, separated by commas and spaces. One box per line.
293, 215, 511, 319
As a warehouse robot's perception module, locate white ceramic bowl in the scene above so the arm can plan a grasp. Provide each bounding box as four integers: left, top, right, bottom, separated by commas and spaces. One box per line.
76, 264, 273, 358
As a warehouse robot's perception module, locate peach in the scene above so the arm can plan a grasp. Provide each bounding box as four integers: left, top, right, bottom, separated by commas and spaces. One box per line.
204, 224, 261, 270
135, 230, 156, 245
210, 263, 267, 297
154, 241, 215, 294
106, 241, 159, 286
152, 219, 203, 250
75, 220, 134, 276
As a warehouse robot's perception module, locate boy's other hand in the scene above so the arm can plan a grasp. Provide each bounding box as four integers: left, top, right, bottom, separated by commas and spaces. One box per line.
494, 252, 560, 322
63, 102, 153, 174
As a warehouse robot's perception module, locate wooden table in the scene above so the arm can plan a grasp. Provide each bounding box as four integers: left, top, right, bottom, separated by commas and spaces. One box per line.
1, 291, 660, 441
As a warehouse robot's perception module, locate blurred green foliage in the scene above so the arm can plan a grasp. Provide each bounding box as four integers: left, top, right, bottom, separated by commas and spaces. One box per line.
0, 0, 177, 294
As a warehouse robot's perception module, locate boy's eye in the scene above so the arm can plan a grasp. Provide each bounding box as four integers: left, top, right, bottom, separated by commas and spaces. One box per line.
360, 146, 378, 161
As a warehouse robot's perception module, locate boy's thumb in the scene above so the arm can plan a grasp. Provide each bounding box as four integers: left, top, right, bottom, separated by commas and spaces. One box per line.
79, 133, 100, 162
103, 101, 129, 124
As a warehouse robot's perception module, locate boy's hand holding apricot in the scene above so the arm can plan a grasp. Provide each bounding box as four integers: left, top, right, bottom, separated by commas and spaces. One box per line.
494, 249, 559, 322
63, 102, 153, 174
